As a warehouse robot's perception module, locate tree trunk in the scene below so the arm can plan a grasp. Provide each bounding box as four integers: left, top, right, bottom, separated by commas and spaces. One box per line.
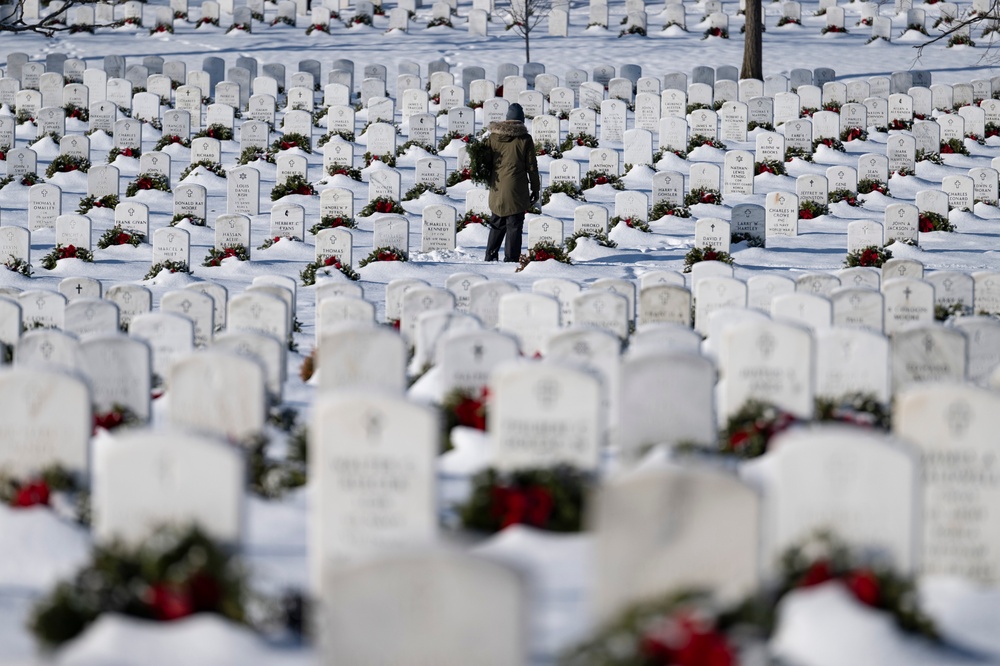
741, 0, 762, 80
525, 29, 530, 63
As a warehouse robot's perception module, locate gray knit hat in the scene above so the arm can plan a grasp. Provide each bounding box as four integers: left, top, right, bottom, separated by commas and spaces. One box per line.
505, 103, 525, 122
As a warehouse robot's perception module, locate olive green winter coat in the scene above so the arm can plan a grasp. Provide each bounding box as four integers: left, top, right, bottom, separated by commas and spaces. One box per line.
486, 120, 540, 217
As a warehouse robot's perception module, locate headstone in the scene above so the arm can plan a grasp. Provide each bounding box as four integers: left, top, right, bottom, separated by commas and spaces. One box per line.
815, 327, 890, 402
318, 325, 406, 394
0, 367, 91, 476
882, 278, 934, 334
92, 430, 242, 546
490, 361, 602, 470
720, 319, 813, 418
753, 425, 917, 575
594, 467, 759, 621
438, 329, 520, 394
891, 324, 967, 392
80, 335, 151, 421
320, 553, 524, 665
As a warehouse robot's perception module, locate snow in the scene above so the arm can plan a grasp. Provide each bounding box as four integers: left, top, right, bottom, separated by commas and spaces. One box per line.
53, 614, 312, 666
771, 583, 1000, 666
2, 0, 1000, 661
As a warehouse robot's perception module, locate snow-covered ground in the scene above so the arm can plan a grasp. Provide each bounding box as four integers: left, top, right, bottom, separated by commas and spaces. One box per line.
4, 0, 1000, 663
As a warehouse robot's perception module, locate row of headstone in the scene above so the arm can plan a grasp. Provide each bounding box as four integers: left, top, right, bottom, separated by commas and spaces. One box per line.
5, 323, 999, 600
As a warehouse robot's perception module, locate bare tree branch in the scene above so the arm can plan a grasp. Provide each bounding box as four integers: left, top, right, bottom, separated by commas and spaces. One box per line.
914, 0, 1000, 56
499, 0, 551, 63
0, 0, 119, 36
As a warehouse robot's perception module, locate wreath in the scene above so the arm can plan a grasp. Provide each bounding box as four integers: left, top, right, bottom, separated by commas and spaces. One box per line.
813, 137, 845, 153
358, 246, 408, 266
829, 188, 860, 206
257, 235, 299, 251
564, 230, 617, 252
125, 172, 171, 197
857, 178, 890, 197
540, 181, 585, 205
516, 241, 572, 272
650, 201, 691, 219
784, 146, 814, 162
97, 226, 145, 248
465, 136, 493, 185
457, 211, 488, 232
0, 464, 78, 509
271, 132, 312, 154
395, 139, 437, 157
237, 147, 275, 165
799, 200, 829, 219
107, 146, 141, 162
918, 210, 955, 232
362, 151, 397, 168
561, 589, 743, 665
535, 141, 563, 159
774, 531, 937, 639
727, 233, 762, 250
702, 26, 729, 38
581, 169, 625, 190
40, 244, 94, 270
360, 197, 405, 216
559, 132, 599, 152
609, 215, 651, 232
446, 168, 472, 187
4, 256, 32, 277
403, 182, 447, 200
94, 404, 142, 431
325, 164, 363, 181
844, 245, 892, 268
192, 124, 233, 142
458, 466, 591, 533
840, 126, 868, 143
179, 161, 226, 180
940, 138, 970, 155
29, 525, 253, 648
45, 154, 91, 178
441, 387, 489, 452
144, 260, 192, 280
300, 254, 360, 285
915, 149, 944, 164
271, 175, 317, 200
814, 393, 891, 430
318, 130, 357, 147
754, 159, 786, 175
436, 130, 473, 152
687, 134, 726, 152
247, 427, 308, 498
77, 194, 120, 214
683, 246, 734, 273
170, 214, 206, 227
203, 245, 250, 266
309, 215, 357, 235
684, 187, 722, 206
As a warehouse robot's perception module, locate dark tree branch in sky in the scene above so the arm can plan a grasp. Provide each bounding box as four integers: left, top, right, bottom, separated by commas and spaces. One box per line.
500, 0, 552, 64
0, 0, 116, 35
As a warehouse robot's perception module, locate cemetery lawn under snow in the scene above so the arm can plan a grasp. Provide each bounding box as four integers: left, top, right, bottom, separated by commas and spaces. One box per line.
5, 0, 1000, 663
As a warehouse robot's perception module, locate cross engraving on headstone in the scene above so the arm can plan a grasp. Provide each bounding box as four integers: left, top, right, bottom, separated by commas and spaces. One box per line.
364, 410, 382, 441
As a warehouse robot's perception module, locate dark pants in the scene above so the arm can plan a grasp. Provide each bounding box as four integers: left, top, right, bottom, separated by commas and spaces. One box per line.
485, 213, 525, 262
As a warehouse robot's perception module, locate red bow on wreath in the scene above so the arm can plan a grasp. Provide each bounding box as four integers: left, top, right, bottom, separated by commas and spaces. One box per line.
490, 485, 553, 528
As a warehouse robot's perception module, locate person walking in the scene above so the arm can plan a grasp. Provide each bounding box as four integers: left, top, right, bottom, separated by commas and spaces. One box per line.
484, 103, 540, 262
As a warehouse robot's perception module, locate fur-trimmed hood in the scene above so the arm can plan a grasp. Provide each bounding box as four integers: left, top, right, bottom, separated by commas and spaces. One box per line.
488, 120, 529, 140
